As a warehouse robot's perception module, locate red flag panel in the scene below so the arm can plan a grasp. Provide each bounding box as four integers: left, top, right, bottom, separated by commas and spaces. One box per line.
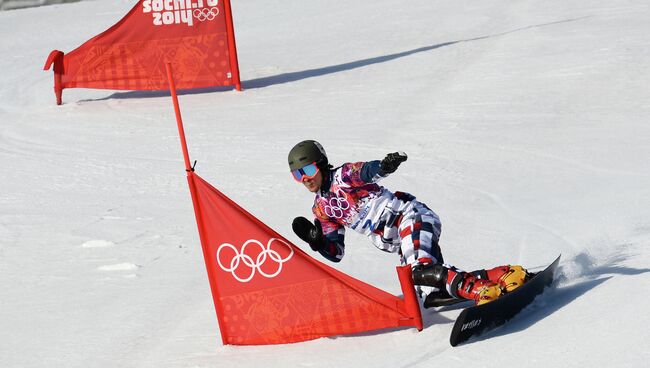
187, 173, 422, 345
44, 0, 241, 104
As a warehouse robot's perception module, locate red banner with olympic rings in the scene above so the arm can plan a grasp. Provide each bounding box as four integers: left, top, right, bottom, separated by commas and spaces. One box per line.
187, 173, 423, 345
44, 0, 241, 104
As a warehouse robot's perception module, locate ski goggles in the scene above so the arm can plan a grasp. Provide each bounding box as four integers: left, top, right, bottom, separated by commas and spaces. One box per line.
291, 162, 320, 182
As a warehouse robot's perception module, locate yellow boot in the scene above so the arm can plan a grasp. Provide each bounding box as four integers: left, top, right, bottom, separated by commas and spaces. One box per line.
480, 265, 529, 293
449, 270, 502, 305
473, 280, 503, 305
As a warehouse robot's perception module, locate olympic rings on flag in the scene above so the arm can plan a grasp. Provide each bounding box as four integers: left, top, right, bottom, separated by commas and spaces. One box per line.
216, 238, 294, 283
324, 190, 350, 219
193, 7, 220, 22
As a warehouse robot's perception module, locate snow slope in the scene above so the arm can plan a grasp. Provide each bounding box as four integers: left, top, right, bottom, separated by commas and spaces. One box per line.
1, 0, 649, 367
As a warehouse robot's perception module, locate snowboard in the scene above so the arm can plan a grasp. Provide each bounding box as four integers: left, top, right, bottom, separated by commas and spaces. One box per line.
449, 255, 561, 346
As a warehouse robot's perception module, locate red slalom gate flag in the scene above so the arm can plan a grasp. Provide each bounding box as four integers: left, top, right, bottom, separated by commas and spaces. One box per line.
186, 173, 423, 345
44, 0, 241, 105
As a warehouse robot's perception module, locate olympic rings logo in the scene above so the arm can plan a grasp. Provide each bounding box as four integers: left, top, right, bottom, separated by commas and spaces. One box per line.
193, 7, 220, 22
216, 238, 294, 283
324, 190, 350, 219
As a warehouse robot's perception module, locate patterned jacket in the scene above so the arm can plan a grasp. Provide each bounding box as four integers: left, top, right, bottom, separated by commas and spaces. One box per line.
312, 161, 419, 262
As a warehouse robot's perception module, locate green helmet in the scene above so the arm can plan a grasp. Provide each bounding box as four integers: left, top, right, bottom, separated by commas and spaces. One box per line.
288, 140, 328, 171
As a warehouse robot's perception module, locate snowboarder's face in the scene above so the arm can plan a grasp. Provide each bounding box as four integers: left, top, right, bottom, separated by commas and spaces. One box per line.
302, 170, 323, 193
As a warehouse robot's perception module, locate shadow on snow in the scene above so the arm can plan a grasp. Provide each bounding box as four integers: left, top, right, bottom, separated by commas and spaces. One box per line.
79, 16, 589, 103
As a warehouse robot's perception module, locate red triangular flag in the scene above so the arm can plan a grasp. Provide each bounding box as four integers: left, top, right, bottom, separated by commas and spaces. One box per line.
187, 173, 422, 345
44, 0, 241, 104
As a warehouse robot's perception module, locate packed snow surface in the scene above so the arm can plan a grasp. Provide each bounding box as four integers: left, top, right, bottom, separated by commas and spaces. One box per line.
1, 0, 649, 367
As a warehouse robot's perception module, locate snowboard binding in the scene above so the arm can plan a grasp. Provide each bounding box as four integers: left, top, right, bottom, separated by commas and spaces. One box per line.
413, 263, 532, 308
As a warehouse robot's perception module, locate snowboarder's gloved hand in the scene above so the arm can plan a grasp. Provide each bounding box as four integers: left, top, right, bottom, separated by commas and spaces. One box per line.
292, 217, 324, 251
380, 152, 408, 174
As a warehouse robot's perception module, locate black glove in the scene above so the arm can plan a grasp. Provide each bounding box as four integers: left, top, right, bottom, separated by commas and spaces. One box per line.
380, 152, 408, 174
292, 217, 324, 251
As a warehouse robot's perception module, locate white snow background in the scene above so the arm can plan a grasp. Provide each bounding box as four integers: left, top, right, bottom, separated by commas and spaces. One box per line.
1, 0, 649, 367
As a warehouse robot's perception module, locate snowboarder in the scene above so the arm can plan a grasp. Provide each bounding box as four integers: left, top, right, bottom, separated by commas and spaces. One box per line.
288, 140, 528, 307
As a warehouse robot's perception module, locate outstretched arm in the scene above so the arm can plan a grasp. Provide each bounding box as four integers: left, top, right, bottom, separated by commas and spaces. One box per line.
359, 152, 408, 183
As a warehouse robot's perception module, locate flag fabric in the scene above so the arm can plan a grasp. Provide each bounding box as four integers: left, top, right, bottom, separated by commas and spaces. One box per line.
44, 0, 241, 104
187, 172, 423, 345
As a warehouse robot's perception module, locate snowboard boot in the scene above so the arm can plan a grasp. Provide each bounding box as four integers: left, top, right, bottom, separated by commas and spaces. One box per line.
447, 269, 502, 306
473, 265, 528, 293
412, 263, 458, 308
412, 263, 501, 306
